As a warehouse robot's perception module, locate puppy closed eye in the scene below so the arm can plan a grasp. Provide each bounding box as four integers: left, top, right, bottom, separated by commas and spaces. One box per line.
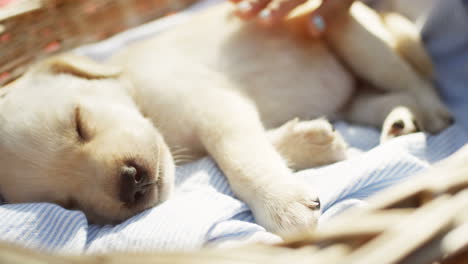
74, 107, 90, 142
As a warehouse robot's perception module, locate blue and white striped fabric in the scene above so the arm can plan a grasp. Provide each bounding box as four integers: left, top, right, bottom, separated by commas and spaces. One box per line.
0, 0, 467, 254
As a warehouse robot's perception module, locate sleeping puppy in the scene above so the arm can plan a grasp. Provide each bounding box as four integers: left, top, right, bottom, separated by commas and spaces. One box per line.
0, 1, 452, 235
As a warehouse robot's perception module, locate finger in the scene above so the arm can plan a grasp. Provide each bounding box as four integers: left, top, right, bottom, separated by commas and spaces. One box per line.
307, 0, 331, 37
235, 0, 272, 19
307, 0, 354, 37
258, 0, 308, 26
307, 13, 326, 38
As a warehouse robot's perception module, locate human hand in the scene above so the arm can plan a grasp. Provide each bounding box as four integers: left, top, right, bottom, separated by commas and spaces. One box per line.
230, 0, 354, 37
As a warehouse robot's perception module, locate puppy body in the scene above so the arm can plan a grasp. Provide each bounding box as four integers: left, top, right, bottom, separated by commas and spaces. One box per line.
108, 2, 451, 232
0, 2, 452, 234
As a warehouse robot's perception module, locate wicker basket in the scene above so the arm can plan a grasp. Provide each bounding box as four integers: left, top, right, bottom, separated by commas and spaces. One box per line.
1, 0, 468, 263
0, 0, 198, 86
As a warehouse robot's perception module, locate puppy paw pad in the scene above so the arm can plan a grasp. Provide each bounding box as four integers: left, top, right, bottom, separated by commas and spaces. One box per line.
305, 198, 321, 210
381, 107, 420, 142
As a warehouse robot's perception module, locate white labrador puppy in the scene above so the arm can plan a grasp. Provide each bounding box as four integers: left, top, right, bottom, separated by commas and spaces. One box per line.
0, 2, 452, 235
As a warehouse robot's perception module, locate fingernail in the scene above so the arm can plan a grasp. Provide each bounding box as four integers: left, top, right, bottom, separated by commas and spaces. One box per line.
311, 15, 326, 32
237, 1, 252, 12
259, 9, 271, 20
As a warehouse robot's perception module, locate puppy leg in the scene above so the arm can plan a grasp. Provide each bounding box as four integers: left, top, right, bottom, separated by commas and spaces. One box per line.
267, 118, 347, 170
344, 89, 418, 142
324, 2, 433, 94
381, 12, 434, 79
344, 87, 453, 142
373, 0, 436, 23
192, 86, 321, 235
324, 2, 452, 134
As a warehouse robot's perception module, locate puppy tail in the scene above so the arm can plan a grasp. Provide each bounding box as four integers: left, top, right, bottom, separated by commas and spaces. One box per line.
381, 12, 434, 80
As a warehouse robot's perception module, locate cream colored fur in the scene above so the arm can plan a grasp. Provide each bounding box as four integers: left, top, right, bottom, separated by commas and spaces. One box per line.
0, 1, 452, 235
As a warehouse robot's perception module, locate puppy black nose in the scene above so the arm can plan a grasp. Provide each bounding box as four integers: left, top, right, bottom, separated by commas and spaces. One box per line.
119, 165, 150, 205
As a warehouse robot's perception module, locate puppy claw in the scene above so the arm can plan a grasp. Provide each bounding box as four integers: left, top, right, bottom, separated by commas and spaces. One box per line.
414, 91, 454, 134
423, 108, 454, 134
251, 182, 321, 236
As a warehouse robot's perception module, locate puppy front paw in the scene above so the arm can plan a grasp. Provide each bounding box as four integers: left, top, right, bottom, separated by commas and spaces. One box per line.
273, 118, 348, 170
250, 181, 321, 236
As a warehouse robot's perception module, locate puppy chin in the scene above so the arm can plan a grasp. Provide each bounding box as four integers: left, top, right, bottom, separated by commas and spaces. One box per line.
130, 140, 175, 213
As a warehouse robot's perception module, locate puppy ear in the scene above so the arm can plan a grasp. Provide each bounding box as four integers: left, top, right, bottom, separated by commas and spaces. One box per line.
41, 54, 121, 79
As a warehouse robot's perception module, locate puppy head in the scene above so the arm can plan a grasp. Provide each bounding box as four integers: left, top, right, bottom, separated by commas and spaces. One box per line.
0, 55, 175, 224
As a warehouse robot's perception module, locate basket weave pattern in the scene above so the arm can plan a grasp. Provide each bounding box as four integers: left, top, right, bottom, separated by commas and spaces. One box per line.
0, 0, 198, 86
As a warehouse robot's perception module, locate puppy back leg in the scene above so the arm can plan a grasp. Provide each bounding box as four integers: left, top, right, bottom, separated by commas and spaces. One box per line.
344, 86, 453, 142
324, 2, 452, 134
382, 12, 434, 79
324, 2, 431, 94
191, 85, 321, 235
